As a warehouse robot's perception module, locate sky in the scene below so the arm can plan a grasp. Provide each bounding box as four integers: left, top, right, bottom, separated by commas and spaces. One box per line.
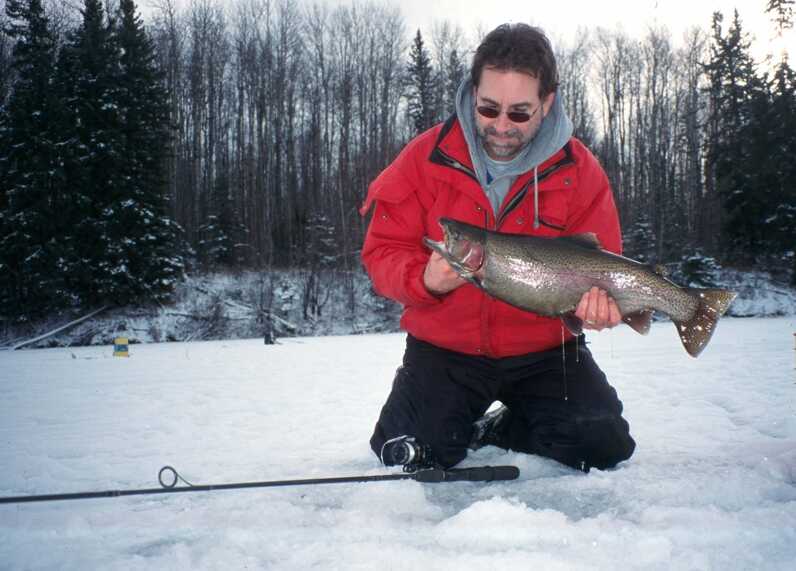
395, 0, 794, 63
137, 0, 794, 65
1, 315, 795, 569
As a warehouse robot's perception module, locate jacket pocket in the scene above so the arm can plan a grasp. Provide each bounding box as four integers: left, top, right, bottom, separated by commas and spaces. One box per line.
507, 187, 571, 237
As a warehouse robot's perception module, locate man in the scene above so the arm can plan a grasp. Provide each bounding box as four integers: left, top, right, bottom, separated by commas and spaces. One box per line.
360, 24, 635, 472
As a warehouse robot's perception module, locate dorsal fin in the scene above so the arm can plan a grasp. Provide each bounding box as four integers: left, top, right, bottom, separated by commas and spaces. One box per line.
561, 232, 602, 249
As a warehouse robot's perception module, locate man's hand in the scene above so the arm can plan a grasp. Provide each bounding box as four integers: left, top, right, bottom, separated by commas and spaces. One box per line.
575, 287, 622, 331
423, 252, 466, 296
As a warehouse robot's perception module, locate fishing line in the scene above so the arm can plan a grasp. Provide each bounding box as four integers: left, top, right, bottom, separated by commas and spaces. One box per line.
561, 325, 568, 401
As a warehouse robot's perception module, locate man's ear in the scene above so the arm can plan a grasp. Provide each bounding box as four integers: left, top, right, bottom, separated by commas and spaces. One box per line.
542, 91, 555, 116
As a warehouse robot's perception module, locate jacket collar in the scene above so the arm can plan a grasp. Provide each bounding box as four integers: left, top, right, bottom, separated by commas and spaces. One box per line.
430, 114, 571, 186
428, 115, 575, 229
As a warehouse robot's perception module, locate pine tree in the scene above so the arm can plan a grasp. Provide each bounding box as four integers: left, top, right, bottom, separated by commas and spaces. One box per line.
104, 0, 184, 300
198, 170, 247, 268
758, 58, 796, 281
0, 0, 68, 319
622, 215, 656, 264
406, 30, 437, 134
54, 0, 124, 305
703, 11, 764, 260
52, 0, 184, 307
766, 0, 795, 33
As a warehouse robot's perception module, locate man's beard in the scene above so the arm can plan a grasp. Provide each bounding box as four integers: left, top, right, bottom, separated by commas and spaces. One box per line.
476, 125, 532, 160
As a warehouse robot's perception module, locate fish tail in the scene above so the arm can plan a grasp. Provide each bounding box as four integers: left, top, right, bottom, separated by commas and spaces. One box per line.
673, 288, 737, 357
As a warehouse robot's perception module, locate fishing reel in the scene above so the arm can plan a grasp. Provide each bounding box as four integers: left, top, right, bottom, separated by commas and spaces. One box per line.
380, 435, 434, 472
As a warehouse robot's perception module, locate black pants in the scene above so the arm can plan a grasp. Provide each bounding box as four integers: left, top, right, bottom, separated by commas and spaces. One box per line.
370, 335, 636, 471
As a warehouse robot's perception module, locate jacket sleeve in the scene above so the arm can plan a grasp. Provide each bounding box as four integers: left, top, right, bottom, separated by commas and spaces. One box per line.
565, 145, 623, 255
360, 156, 442, 309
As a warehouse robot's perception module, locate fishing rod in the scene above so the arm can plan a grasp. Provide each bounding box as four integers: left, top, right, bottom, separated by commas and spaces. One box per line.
0, 464, 520, 505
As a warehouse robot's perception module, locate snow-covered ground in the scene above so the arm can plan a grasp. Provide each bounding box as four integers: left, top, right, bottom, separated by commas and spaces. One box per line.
1, 316, 795, 570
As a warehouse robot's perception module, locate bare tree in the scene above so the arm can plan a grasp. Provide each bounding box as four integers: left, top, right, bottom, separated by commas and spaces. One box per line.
594, 28, 639, 224
639, 26, 676, 261
673, 27, 708, 249
430, 19, 467, 118
0, 6, 11, 103
555, 28, 597, 148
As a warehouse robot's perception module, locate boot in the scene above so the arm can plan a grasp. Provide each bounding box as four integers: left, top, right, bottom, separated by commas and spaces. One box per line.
469, 405, 511, 450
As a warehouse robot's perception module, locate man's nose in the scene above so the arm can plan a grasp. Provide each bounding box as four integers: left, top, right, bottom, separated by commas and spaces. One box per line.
494, 112, 514, 132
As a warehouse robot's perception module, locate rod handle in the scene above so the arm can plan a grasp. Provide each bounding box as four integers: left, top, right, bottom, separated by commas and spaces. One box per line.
414, 465, 519, 483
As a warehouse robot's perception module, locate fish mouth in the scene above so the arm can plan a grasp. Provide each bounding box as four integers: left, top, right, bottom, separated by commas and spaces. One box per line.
423, 219, 486, 283
440, 226, 484, 274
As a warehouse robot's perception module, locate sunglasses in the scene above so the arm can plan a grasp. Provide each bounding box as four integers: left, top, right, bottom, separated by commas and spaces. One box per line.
476, 105, 539, 124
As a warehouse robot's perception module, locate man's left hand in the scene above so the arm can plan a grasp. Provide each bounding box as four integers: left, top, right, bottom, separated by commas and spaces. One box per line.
575, 287, 622, 331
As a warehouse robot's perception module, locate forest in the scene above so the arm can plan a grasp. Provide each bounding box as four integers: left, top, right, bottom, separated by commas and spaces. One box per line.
0, 0, 794, 323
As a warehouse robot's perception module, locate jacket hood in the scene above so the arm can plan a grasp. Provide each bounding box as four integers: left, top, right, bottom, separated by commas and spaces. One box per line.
454, 76, 574, 188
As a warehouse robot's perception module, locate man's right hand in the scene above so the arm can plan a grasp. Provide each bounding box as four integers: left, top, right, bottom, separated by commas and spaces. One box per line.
423, 252, 466, 296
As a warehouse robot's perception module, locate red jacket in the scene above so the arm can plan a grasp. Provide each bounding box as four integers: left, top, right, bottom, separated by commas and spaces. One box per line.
360, 117, 622, 358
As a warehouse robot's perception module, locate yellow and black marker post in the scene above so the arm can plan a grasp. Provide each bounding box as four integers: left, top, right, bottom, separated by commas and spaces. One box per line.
113, 337, 129, 358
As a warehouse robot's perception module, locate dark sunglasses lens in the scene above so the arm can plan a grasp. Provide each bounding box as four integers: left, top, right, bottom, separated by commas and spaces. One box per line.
507, 112, 531, 123
476, 106, 500, 119
476, 106, 531, 123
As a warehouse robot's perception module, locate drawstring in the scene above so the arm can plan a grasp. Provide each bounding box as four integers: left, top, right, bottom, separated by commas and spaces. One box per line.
533, 165, 540, 229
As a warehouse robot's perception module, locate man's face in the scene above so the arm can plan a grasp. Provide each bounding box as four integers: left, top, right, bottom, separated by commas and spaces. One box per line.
473, 67, 554, 161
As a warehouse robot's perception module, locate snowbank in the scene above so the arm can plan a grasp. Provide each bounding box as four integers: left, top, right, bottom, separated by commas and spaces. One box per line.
2, 267, 794, 350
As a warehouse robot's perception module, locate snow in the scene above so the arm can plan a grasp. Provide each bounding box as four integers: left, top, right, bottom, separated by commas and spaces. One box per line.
1, 316, 795, 570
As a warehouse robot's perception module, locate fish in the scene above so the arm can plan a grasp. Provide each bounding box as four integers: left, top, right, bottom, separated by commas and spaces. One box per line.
423, 217, 737, 358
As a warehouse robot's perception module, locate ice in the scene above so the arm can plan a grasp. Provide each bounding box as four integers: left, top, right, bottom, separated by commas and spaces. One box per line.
1, 317, 795, 569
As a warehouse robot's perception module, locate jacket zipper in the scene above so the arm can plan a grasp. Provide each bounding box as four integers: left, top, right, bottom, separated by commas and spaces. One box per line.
494, 146, 575, 229
430, 137, 575, 358
429, 146, 480, 183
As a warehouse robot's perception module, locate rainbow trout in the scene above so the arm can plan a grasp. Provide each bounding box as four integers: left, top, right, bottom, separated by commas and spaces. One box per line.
423, 218, 736, 357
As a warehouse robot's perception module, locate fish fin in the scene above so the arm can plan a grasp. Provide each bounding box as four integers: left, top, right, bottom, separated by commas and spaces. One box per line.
561, 312, 584, 335
622, 310, 653, 335
653, 264, 668, 277
673, 288, 737, 357
561, 233, 602, 250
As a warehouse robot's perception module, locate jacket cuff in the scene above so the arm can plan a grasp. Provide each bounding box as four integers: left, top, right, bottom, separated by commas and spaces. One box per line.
402, 262, 443, 307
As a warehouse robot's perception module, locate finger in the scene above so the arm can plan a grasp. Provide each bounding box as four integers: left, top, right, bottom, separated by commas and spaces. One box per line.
596, 289, 609, 324
586, 287, 599, 325
608, 298, 622, 325
575, 291, 589, 319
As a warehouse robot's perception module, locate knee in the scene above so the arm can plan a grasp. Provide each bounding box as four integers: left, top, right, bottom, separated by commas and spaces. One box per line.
370, 429, 469, 469
371, 411, 473, 469
429, 432, 470, 469
524, 406, 635, 472
577, 412, 635, 470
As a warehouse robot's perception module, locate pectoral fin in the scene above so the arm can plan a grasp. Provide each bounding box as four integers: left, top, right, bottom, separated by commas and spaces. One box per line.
623, 310, 654, 335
